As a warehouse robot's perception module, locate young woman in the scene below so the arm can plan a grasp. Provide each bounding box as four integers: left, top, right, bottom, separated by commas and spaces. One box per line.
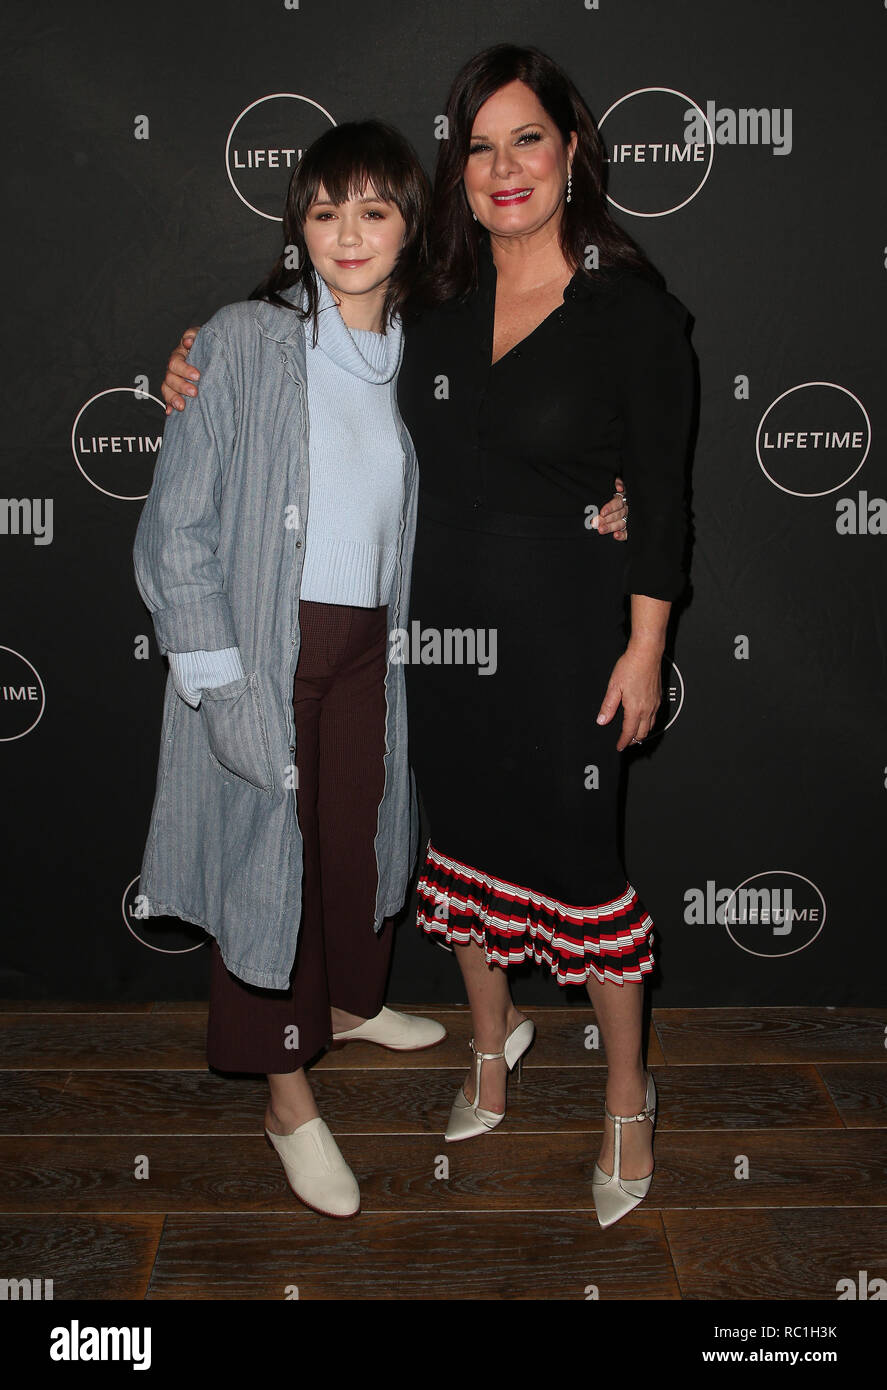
160, 56, 659, 1226
134, 121, 455, 1220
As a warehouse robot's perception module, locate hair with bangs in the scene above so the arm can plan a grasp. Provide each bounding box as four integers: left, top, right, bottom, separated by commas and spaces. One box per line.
251, 119, 430, 339
424, 43, 663, 304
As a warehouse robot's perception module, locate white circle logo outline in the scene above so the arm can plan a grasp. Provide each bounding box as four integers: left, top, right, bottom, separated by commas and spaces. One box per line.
598, 87, 714, 218
225, 93, 337, 222
0, 646, 46, 740
722, 869, 826, 958
644, 658, 684, 740
755, 382, 871, 497
122, 875, 209, 956
71, 387, 166, 501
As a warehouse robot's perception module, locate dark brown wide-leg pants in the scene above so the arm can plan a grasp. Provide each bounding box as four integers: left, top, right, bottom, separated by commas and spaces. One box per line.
205, 600, 395, 1074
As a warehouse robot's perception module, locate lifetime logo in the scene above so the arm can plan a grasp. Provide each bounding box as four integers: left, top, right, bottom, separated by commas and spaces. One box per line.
225, 94, 336, 221
71, 388, 166, 501
230, 147, 304, 169
0, 685, 40, 701
598, 87, 715, 217
0, 647, 46, 740
75, 436, 160, 455
684, 872, 826, 958
756, 384, 871, 497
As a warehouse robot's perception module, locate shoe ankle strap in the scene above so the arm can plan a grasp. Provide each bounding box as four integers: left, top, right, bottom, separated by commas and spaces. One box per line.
604, 1102, 654, 1124
468, 1037, 505, 1062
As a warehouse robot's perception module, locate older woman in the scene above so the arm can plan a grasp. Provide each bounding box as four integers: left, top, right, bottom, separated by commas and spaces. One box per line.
396, 45, 695, 1228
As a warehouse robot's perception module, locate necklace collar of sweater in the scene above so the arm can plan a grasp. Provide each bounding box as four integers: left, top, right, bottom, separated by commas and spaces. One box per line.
305, 269, 402, 383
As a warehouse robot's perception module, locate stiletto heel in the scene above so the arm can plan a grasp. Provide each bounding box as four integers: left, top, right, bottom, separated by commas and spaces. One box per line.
591, 1070, 657, 1229
444, 1017, 535, 1142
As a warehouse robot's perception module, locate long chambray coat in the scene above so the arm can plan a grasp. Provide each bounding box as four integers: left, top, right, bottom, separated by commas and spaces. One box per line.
132, 285, 419, 988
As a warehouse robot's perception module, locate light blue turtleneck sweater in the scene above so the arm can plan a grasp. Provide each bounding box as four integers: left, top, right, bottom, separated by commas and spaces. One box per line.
168, 271, 404, 707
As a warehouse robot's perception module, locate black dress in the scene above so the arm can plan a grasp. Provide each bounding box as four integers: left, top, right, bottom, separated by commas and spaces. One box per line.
396, 232, 695, 987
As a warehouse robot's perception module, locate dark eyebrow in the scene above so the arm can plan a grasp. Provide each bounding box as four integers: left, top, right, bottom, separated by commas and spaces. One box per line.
310, 195, 388, 208
469, 122, 543, 140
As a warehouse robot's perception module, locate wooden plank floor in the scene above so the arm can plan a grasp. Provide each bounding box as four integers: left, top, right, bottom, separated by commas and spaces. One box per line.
0, 1003, 885, 1301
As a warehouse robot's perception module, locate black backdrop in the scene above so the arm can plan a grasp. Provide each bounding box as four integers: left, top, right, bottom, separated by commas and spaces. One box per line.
2, 0, 884, 1007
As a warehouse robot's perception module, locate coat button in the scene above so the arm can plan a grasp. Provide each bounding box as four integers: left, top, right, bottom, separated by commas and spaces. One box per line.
295, 539, 302, 548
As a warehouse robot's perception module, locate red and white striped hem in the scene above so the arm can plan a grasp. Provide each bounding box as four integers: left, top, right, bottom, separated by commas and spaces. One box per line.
416, 840, 655, 987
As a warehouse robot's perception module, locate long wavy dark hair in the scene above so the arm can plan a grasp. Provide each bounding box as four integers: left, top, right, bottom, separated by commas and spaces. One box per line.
251, 120, 431, 340
421, 43, 663, 304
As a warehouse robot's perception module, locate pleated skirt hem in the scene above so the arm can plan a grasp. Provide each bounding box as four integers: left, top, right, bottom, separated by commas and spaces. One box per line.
416, 840, 655, 988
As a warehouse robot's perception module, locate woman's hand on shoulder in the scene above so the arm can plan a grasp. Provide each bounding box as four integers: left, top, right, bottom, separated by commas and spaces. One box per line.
162, 327, 203, 415
594, 477, 628, 541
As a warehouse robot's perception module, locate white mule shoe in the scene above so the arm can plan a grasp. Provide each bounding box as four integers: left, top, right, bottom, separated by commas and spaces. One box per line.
265, 1116, 360, 1218
591, 1070, 657, 1229
331, 1006, 446, 1051
444, 1017, 536, 1142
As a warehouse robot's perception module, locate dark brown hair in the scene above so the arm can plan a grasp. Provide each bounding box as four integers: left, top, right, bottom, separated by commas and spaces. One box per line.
251, 119, 431, 339
422, 43, 664, 304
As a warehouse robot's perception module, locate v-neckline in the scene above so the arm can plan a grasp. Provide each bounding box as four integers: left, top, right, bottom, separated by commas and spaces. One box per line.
490, 297, 569, 367
485, 248, 576, 368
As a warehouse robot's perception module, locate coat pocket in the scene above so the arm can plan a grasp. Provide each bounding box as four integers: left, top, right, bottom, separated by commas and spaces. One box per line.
198, 671, 275, 793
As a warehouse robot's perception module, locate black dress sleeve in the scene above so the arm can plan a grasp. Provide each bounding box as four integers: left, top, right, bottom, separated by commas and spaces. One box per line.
617, 283, 696, 602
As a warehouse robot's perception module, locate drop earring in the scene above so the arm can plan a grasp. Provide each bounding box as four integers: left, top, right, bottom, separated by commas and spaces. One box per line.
566, 171, 572, 204
472, 211, 477, 221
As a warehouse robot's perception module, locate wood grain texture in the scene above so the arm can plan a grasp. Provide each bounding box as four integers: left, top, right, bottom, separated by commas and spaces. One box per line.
145, 1211, 678, 1300
818, 1064, 887, 1127
653, 1009, 887, 1063
662, 1209, 887, 1301
0, 1006, 883, 1300
0, 1063, 849, 1133
0, 1215, 163, 1300
1, 1131, 884, 1212
0, 1007, 663, 1070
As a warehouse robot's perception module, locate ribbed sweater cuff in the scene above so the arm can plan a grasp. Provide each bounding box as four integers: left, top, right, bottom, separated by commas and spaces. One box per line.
168, 646, 245, 707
